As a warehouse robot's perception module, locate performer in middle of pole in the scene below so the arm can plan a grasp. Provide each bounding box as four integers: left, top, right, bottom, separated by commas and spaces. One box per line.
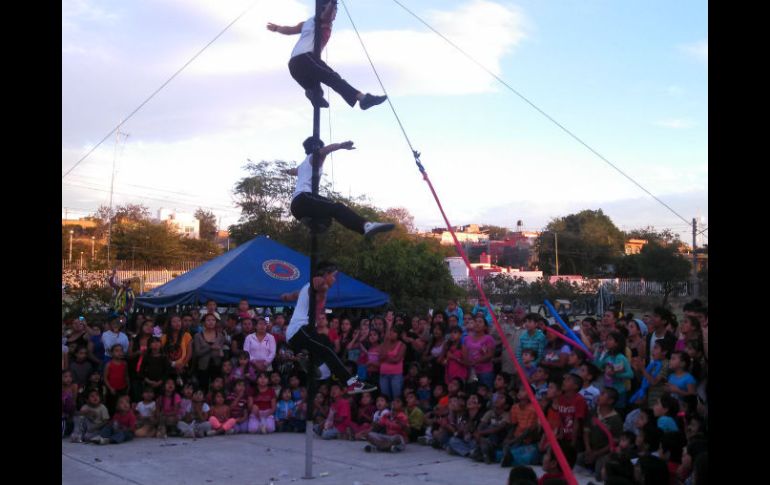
285, 136, 395, 237
267, 0, 388, 110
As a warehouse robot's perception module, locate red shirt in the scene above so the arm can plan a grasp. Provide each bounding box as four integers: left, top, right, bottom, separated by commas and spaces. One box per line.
253, 387, 276, 411
538, 472, 565, 485
111, 410, 137, 431
105, 360, 128, 390
380, 410, 409, 439
330, 397, 353, 433
555, 393, 587, 442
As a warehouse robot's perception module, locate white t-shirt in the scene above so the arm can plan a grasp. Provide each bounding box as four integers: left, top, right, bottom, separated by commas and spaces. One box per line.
292, 154, 322, 200
290, 17, 316, 58
287, 283, 311, 340
136, 401, 156, 418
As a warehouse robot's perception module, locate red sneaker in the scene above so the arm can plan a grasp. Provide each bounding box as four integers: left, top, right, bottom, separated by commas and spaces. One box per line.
346, 380, 377, 395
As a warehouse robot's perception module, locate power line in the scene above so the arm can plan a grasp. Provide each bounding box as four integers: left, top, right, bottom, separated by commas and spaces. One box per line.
61, 0, 260, 179
387, 0, 693, 227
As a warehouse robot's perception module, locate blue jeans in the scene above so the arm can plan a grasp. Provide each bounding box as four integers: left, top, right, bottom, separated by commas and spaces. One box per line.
477, 371, 495, 390
100, 426, 134, 444
379, 374, 404, 400
448, 436, 476, 456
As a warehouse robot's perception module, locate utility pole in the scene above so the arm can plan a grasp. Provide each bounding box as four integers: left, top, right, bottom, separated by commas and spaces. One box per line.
554, 232, 559, 276
68, 229, 74, 263
692, 218, 699, 298
107, 129, 129, 266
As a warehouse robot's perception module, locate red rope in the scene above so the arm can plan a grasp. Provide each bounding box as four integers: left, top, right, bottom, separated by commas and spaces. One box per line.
419, 170, 578, 485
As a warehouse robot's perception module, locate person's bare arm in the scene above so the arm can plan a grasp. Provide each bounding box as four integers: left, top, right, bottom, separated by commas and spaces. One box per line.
283, 167, 299, 176
319, 141, 355, 156
281, 290, 300, 302
266, 22, 303, 35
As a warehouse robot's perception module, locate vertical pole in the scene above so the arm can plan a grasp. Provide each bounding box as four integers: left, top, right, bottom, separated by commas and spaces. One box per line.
554, 232, 559, 276
692, 218, 699, 298
304, 0, 323, 480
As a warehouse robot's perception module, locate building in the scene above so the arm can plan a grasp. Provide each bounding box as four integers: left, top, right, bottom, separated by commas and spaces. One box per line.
624, 239, 648, 255
157, 209, 200, 239
446, 253, 543, 285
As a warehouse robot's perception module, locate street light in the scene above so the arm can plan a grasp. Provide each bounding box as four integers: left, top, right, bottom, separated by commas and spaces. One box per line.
80, 251, 84, 269
91, 236, 96, 261
68, 229, 74, 263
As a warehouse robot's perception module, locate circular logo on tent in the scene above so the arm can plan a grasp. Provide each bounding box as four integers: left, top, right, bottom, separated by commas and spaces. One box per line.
263, 259, 300, 281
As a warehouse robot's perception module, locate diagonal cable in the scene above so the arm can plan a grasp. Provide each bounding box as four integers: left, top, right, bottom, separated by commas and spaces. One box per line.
62, 0, 260, 179
388, 0, 692, 226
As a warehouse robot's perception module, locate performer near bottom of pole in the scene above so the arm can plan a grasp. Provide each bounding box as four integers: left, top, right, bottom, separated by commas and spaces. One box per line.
282, 261, 377, 395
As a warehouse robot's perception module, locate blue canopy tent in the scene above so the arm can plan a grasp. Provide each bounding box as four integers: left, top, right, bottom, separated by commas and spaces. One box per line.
135, 236, 389, 309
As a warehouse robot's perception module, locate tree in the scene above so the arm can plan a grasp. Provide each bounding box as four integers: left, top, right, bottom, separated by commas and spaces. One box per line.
383, 207, 416, 233
635, 242, 692, 306
195, 208, 218, 242
536, 209, 625, 276
625, 226, 681, 246
480, 225, 511, 241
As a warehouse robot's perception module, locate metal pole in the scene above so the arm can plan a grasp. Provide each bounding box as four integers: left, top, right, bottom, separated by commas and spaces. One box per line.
68, 230, 74, 263
304, 0, 324, 479
554, 232, 559, 276
91, 236, 95, 261
692, 218, 699, 298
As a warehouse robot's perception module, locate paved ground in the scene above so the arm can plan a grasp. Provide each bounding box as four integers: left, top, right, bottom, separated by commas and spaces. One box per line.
62, 433, 596, 485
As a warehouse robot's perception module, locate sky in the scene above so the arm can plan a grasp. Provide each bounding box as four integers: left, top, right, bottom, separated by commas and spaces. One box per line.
62, 0, 708, 244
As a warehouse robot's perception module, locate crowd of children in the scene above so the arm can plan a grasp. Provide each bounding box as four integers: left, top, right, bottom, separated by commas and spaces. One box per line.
62, 298, 708, 485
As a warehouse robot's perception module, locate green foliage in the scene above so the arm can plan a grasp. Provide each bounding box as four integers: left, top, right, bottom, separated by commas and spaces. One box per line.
620, 242, 692, 306
61, 274, 113, 320
536, 209, 625, 276
228, 160, 459, 312
195, 208, 218, 241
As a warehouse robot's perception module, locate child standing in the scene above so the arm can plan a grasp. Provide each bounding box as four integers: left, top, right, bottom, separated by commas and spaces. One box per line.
248, 373, 277, 434
62, 370, 78, 438
208, 390, 237, 435
70, 389, 110, 443
577, 363, 602, 412
630, 341, 669, 409
103, 343, 129, 414
266, 0, 387, 110
442, 326, 468, 385
139, 337, 170, 397
665, 352, 697, 405
93, 395, 136, 444
580, 388, 624, 481
594, 331, 634, 409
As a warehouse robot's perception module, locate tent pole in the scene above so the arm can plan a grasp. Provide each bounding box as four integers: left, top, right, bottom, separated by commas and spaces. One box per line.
304, 0, 323, 479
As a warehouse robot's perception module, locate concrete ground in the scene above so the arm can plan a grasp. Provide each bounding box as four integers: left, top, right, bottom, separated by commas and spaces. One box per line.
62, 433, 596, 485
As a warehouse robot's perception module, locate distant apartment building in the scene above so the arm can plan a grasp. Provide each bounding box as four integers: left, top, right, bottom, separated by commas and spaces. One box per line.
157, 209, 199, 239
446, 253, 543, 285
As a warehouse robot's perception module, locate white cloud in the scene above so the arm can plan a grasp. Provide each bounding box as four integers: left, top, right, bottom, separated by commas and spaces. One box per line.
654, 118, 695, 129
184, 0, 529, 96
680, 38, 708, 65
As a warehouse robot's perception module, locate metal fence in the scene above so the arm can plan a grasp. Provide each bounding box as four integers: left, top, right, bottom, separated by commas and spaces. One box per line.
599, 278, 691, 297
61, 261, 205, 293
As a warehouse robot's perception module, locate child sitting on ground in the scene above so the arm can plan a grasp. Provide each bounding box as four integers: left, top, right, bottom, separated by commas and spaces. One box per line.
228, 380, 251, 434
404, 392, 425, 442
133, 386, 158, 438
93, 395, 136, 445
70, 389, 110, 443
364, 396, 409, 453
318, 383, 354, 440
208, 390, 236, 435
538, 442, 578, 485
580, 388, 624, 481
276, 388, 300, 432
178, 389, 212, 438
248, 372, 277, 434
156, 378, 181, 438
501, 387, 540, 468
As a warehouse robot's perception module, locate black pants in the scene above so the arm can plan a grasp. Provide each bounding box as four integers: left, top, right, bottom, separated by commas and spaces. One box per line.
289, 326, 353, 384
291, 192, 366, 234
289, 53, 359, 107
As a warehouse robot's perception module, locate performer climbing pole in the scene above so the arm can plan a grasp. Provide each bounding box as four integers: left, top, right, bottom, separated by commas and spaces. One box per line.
266, 0, 387, 111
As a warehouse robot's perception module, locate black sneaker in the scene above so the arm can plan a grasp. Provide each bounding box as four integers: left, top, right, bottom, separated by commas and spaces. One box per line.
363, 222, 395, 238
364, 444, 374, 453
359, 93, 387, 110
305, 89, 329, 108
500, 447, 513, 467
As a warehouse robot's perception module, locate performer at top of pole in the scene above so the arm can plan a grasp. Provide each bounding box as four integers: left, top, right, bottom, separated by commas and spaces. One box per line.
285, 136, 395, 237
108, 268, 135, 316
267, 0, 388, 111
282, 261, 377, 395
